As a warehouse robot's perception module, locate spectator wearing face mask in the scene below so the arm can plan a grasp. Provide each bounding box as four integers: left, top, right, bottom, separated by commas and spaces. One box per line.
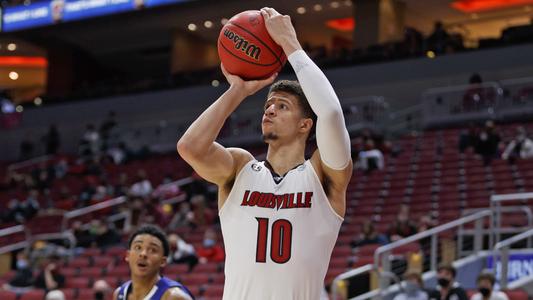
470, 273, 508, 300
6, 252, 33, 288
197, 228, 224, 264
394, 272, 428, 300
428, 264, 468, 300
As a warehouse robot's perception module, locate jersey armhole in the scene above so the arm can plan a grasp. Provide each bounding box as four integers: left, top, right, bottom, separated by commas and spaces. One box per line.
307, 160, 344, 222
218, 159, 256, 216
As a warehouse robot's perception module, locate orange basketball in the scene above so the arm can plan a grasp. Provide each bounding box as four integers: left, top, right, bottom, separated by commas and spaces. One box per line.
218, 10, 286, 80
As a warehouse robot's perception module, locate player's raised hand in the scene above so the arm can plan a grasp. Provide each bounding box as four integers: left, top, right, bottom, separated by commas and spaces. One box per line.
260, 7, 301, 55
221, 63, 277, 97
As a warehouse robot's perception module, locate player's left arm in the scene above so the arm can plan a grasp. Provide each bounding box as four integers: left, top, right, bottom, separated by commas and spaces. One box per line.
262, 7, 352, 216
162, 287, 194, 300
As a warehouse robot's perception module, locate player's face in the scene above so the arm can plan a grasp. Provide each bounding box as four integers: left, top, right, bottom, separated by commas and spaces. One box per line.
262, 91, 310, 142
126, 234, 167, 278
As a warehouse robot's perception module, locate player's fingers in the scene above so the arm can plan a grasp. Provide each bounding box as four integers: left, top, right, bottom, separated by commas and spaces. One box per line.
260, 7, 271, 18
220, 63, 228, 76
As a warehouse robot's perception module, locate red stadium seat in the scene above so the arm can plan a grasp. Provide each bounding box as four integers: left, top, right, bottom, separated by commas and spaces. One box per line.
107, 265, 130, 277
68, 257, 91, 268
0, 290, 17, 300
65, 277, 90, 289
92, 256, 114, 268
19, 290, 45, 300
105, 246, 127, 257
204, 284, 224, 297
81, 247, 102, 257
77, 288, 95, 300
60, 289, 76, 300
78, 267, 103, 278
503, 289, 529, 300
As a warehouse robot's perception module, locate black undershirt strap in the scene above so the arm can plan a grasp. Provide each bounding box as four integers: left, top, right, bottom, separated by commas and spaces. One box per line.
264, 160, 303, 184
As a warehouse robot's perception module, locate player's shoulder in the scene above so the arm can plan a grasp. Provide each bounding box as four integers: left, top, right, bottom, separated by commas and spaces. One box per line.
162, 286, 194, 300
227, 147, 254, 161
227, 147, 254, 171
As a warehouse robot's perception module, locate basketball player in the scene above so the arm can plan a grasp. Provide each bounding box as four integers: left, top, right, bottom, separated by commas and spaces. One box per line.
113, 225, 194, 300
177, 7, 352, 300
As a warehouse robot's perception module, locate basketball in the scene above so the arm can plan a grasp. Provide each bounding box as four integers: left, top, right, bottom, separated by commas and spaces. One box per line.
218, 10, 287, 80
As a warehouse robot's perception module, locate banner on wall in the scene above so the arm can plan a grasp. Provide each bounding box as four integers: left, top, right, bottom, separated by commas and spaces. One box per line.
486, 253, 533, 283
2, 0, 190, 32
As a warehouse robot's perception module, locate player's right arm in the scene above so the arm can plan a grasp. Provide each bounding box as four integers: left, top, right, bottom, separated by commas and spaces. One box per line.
112, 288, 119, 300
177, 65, 277, 196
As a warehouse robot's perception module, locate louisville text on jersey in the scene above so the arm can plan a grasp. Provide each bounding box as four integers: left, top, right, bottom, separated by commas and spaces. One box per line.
241, 190, 312, 210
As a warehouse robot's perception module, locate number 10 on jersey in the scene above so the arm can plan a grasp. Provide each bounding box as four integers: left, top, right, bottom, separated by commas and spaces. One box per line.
255, 217, 293, 264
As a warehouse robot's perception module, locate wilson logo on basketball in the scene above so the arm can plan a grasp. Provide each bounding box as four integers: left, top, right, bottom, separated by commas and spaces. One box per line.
223, 28, 261, 60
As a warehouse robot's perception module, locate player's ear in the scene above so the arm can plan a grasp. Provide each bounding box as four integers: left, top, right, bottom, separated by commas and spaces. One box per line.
299, 118, 313, 133
125, 250, 130, 262
160, 256, 168, 268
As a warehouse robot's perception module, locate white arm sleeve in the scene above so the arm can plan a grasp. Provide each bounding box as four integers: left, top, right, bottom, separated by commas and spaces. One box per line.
288, 50, 351, 170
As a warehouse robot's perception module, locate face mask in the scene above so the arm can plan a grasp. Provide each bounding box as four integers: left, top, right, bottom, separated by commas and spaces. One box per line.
203, 239, 215, 248
479, 287, 491, 297
16, 259, 28, 270
438, 278, 450, 287
404, 282, 419, 294
95, 291, 104, 300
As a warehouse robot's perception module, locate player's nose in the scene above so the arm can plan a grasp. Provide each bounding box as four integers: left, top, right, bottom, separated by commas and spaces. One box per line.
264, 104, 276, 116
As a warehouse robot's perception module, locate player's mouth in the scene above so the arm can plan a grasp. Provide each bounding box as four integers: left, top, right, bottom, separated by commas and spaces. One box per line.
262, 118, 273, 124
137, 261, 148, 270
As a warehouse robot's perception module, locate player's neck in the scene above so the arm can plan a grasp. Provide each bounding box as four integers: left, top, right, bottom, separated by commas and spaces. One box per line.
266, 142, 305, 175
130, 274, 160, 299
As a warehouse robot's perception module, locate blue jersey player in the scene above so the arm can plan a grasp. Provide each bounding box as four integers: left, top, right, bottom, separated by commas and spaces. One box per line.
113, 225, 194, 300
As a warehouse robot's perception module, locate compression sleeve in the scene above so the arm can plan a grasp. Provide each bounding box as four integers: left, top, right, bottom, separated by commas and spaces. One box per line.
288, 49, 351, 170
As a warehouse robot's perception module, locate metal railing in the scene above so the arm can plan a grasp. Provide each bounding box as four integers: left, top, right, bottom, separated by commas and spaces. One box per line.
458, 206, 532, 257
421, 77, 533, 128
0, 225, 28, 254
331, 210, 493, 300
422, 82, 503, 128
491, 192, 533, 246
492, 227, 533, 289
499, 76, 533, 117
61, 196, 128, 231
7, 155, 55, 172
343, 96, 391, 131
373, 210, 492, 293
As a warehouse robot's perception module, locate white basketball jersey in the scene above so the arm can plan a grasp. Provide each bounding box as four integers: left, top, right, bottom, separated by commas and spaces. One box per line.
219, 160, 343, 300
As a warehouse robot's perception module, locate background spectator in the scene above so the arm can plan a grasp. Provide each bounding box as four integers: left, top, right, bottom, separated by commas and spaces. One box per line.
388, 205, 417, 242
475, 121, 501, 166
356, 139, 385, 173
7, 252, 33, 288
197, 228, 224, 264
427, 21, 450, 54
129, 169, 153, 197
501, 126, 533, 164
458, 123, 478, 153
394, 272, 428, 300
350, 220, 388, 249
43, 124, 61, 155
428, 264, 468, 300
168, 233, 199, 272
33, 254, 65, 292
45, 290, 66, 300
470, 273, 508, 300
